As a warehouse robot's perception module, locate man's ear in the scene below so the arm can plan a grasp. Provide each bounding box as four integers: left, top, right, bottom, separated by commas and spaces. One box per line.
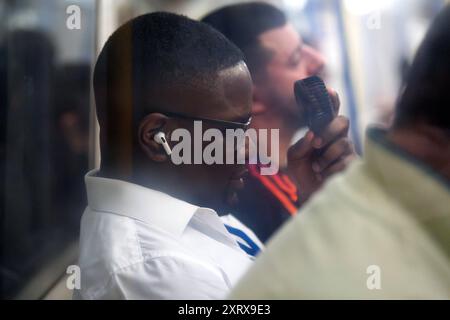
138, 113, 171, 162
252, 84, 267, 115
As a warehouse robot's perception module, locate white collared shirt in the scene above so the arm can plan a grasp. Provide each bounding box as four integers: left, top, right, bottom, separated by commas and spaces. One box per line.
74, 170, 263, 300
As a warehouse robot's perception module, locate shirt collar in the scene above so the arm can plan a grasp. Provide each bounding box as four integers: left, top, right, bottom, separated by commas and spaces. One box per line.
85, 169, 200, 237
364, 127, 450, 223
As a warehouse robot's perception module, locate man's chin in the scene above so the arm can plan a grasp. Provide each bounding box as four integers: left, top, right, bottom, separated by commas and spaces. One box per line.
225, 189, 240, 208
285, 106, 306, 128
224, 175, 246, 209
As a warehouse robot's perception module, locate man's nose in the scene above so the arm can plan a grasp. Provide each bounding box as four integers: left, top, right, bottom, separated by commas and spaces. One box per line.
304, 45, 326, 77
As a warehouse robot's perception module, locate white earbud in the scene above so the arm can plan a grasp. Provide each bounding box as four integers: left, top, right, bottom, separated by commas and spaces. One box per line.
154, 132, 172, 156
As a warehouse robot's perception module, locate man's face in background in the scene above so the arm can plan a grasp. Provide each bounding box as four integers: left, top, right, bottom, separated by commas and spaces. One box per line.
256, 23, 326, 127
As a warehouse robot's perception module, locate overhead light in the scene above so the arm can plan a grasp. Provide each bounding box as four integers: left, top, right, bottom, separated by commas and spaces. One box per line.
343, 0, 392, 15
282, 0, 308, 11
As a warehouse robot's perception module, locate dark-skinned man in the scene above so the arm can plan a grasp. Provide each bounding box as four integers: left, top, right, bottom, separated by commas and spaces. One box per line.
75, 12, 263, 300
202, 2, 356, 242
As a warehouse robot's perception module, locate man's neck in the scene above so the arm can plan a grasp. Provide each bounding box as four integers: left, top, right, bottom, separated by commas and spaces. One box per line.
99, 165, 166, 194
387, 125, 450, 181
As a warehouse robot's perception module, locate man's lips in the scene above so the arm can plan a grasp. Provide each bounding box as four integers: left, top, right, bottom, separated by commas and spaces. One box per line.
229, 168, 249, 189
230, 167, 249, 180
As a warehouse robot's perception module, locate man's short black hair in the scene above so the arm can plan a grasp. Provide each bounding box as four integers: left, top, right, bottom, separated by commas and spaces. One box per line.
201, 2, 287, 81
395, 6, 450, 130
93, 12, 245, 168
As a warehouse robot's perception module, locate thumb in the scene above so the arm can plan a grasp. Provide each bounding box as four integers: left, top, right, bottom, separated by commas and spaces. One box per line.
327, 87, 340, 115
287, 131, 315, 161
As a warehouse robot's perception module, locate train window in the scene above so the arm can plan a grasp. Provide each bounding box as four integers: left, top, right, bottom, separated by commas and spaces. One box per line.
0, 0, 96, 299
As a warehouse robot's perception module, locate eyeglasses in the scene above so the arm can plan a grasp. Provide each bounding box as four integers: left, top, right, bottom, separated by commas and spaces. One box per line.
159, 111, 252, 130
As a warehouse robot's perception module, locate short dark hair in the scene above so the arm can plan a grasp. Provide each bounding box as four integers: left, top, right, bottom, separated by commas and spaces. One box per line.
395, 6, 450, 130
201, 2, 287, 81
93, 12, 244, 168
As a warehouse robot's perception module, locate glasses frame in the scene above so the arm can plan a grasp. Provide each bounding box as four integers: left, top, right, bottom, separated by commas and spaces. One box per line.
159, 111, 252, 130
